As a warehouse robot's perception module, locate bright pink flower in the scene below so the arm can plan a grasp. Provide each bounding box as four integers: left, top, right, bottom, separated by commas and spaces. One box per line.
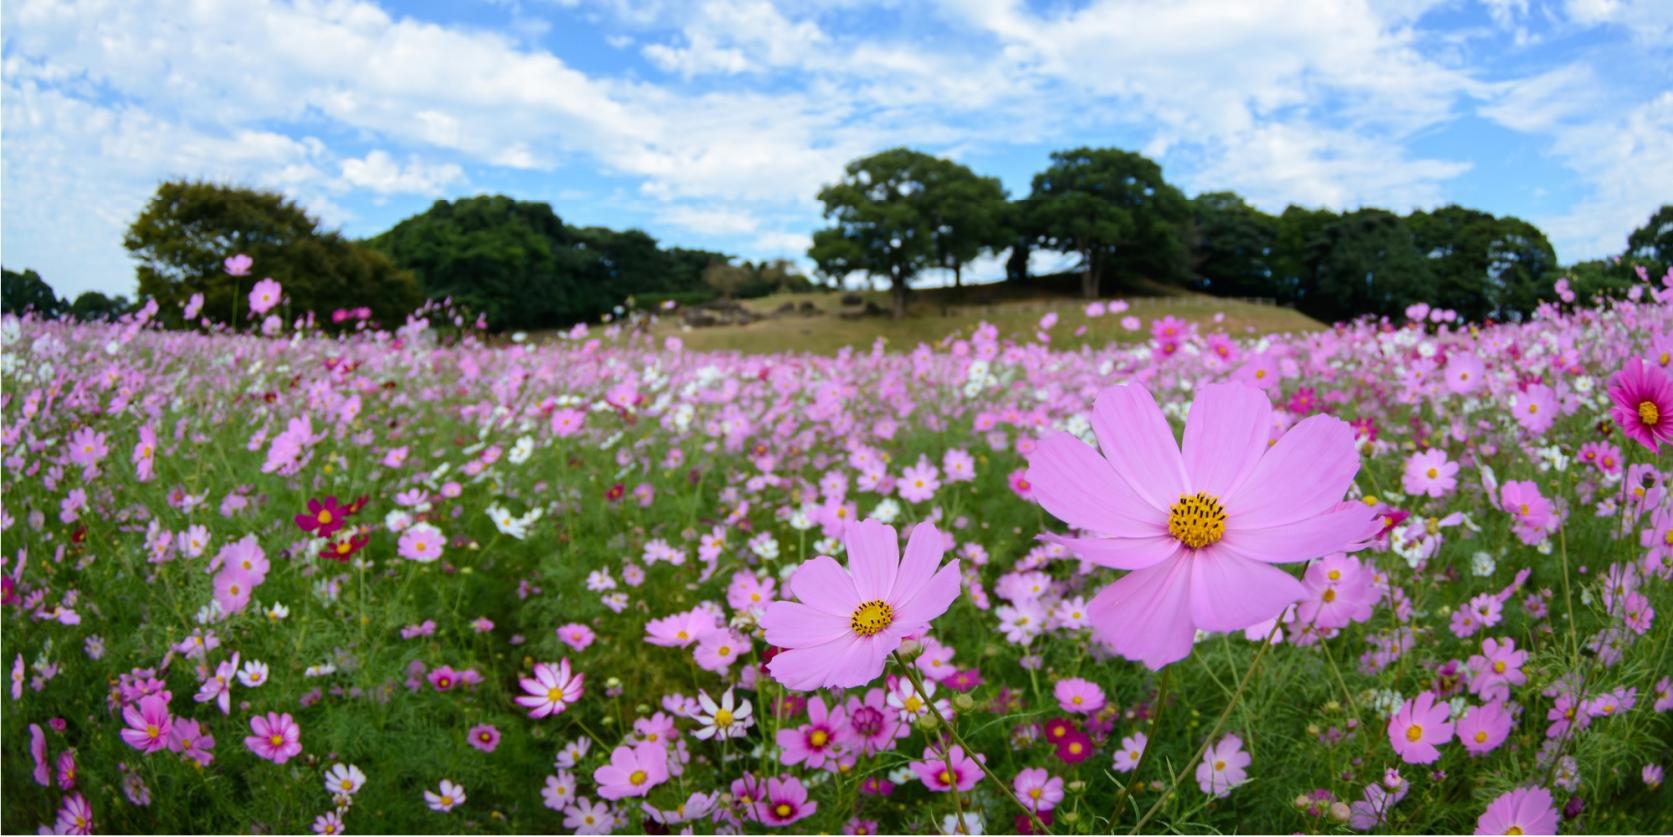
550, 408, 586, 437
593, 741, 669, 800
909, 745, 981, 792
756, 775, 817, 826
224, 253, 253, 276
1500, 481, 1554, 543
1296, 553, 1377, 630
557, 623, 596, 651
1608, 357, 1673, 452
428, 665, 459, 691
1474, 786, 1558, 835
1513, 384, 1557, 435
170, 717, 215, 766
56, 793, 94, 835
467, 724, 501, 753
1026, 383, 1378, 669
1387, 691, 1453, 764
1402, 449, 1458, 498
248, 278, 282, 315
398, 523, 444, 563
1053, 677, 1106, 715
1013, 766, 1064, 813
645, 608, 718, 648
1446, 353, 1485, 394
244, 712, 302, 764
120, 694, 173, 753
1196, 734, 1251, 797
1458, 701, 1511, 756
516, 659, 584, 718
760, 520, 961, 690
776, 695, 846, 769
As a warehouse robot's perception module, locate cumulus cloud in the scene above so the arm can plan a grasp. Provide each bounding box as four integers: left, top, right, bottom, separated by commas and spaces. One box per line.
338, 151, 464, 195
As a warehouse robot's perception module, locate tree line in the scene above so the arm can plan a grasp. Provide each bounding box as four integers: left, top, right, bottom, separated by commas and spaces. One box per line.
808, 146, 1671, 320
2, 163, 1668, 329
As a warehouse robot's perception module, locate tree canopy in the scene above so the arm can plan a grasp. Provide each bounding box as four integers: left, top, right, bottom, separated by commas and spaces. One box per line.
1027, 147, 1191, 298
1, 268, 62, 317
124, 180, 421, 328
808, 148, 947, 318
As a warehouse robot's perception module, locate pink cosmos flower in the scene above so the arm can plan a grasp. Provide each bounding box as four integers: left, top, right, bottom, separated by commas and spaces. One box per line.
910, 745, 982, 792
1608, 357, 1673, 452
30, 723, 49, 785
756, 775, 817, 826
1500, 481, 1554, 544
245, 712, 302, 764
248, 278, 282, 315
557, 623, 596, 651
398, 523, 444, 563
776, 695, 846, 768
170, 718, 215, 766
645, 608, 718, 648
898, 456, 941, 503
424, 779, 466, 812
224, 253, 253, 276
467, 724, 501, 753
594, 741, 669, 800
1474, 786, 1558, 835
428, 665, 459, 691
120, 694, 174, 753
516, 659, 584, 718
1053, 677, 1106, 715
760, 519, 961, 690
1196, 734, 1251, 797
1112, 731, 1147, 772
1513, 384, 1556, 435
184, 291, 205, 319
1402, 449, 1458, 498
1446, 353, 1485, 394
1387, 691, 1454, 764
56, 793, 94, 835
1026, 383, 1378, 668
550, 408, 587, 437
66, 427, 109, 472
1013, 767, 1065, 813
1458, 701, 1511, 756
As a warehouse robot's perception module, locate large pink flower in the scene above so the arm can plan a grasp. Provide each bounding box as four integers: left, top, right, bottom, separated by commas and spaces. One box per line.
1474, 786, 1558, 835
1608, 356, 1673, 453
1025, 383, 1378, 669
760, 520, 961, 690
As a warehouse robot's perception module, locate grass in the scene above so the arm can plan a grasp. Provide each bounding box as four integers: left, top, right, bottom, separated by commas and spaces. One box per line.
642, 282, 1323, 355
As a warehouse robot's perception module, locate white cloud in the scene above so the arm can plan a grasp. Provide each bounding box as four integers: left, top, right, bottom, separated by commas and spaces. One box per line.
658, 204, 762, 235
1529, 92, 1673, 262
338, 150, 464, 195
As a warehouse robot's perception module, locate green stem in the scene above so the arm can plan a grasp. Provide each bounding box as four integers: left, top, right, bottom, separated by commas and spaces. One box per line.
1108, 666, 1170, 828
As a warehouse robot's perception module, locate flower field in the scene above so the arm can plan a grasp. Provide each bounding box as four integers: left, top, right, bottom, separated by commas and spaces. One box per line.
3, 287, 1673, 835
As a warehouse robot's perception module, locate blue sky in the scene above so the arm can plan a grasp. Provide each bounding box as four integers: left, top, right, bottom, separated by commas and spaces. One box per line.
3, 0, 1670, 299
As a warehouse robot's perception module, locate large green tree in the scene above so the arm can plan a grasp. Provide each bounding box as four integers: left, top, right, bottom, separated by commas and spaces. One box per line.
921, 158, 1010, 288
124, 180, 421, 328
1029, 148, 1190, 298
67, 291, 133, 322
1627, 203, 1672, 276
1, 268, 62, 317
1408, 206, 1556, 321
808, 148, 943, 318
1188, 192, 1278, 298
1301, 209, 1436, 323
369, 196, 605, 330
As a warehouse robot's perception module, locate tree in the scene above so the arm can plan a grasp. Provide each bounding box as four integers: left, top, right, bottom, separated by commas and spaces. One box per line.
1028, 148, 1191, 298
921, 159, 1010, 288
808, 148, 942, 318
67, 291, 132, 322
1627, 204, 1672, 275
1270, 205, 1339, 307
1408, 206, 1556, 321
1188, 192, 1278, 298
1, 268, 62, 317
702, 261, 754, 299
125, 180, 421, 328
1302, 209, 1436, 323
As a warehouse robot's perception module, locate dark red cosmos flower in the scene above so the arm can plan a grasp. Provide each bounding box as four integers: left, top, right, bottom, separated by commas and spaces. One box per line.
295, 496, 347, 538
1016, 810, 1055, 834
1043, 716, 1078, 744
605, 483, 625, 503
1055, 728, 1094, 764
342, 495, 371, 516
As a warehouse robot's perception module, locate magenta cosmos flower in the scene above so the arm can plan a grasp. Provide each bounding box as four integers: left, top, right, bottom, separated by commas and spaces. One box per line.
1026, 383, 1378, 668
1387, 691, 1454, 764
120, 694, 173, 753
515, 659, 584, 718
760, 520, 961, 690
1609, 357, 1673, 453
245, 712, 302, 764
1474, 786, 1558, 835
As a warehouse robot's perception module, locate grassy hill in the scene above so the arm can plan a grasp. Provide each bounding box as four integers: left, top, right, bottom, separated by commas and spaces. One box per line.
644, 279, 1324, 354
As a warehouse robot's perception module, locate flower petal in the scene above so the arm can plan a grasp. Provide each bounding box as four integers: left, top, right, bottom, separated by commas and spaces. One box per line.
761, 601, 852, 649
788, 554, 861, 617
1225, 413, 1360, 529
890, 521, 950, 606
1187, 547, 1305, 632
891, 561, 961, 631
843, 519, 900, 601
1092, 385, 1188, 512
1026, 431, 1168, 537
1087, 553, 1197, 669
1182, 383, 1272, 498
1042, 532, 1180, 571
1220, 503, 1380, 564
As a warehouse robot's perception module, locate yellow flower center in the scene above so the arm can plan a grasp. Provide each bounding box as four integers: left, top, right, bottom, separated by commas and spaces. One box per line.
1640, 400, 1661, 426
269, 734, 284, 746
1506, 827, 1523, 835
440, 795, 453, 807
318, 509, 333, 524
342, 779, 355, 790
1322, 588, 1337, 603
629, 770, 648, 786
1426, 467, 1438, 479
1493, 661, 1506, 673
1029, 787, 1042, 799
810, 730, 829, 747
146, 724, 159, 739
713, 708, 734, 727
1214, 759, 1226, 771
938, 769, 953, 784
775, 803, 793, 818
1168, 492, 1227, 549
904, 696, 923, 713
1406, 724, 1423, 742
547, 686, 565, 702
850, 600, 895, 637
1475, 731, 1488, 743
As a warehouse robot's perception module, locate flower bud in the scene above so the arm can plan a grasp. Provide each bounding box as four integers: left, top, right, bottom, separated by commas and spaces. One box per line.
1329, 802, 1352, 823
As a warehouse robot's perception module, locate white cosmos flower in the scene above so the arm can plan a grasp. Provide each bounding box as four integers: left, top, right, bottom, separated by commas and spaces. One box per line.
693, 688, 753, 740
